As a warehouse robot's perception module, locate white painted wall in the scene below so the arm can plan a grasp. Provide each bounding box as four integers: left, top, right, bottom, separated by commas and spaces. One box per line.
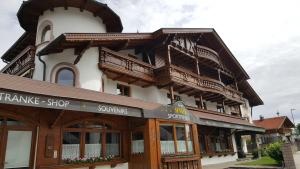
240, 99, 252, 123
103, 77, 197, 106
36, 7, 106, 44
77, 47, 102, 91
33, 47, 103, 91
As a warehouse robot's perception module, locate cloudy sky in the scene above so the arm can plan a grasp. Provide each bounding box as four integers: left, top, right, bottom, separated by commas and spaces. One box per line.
0, 0, 299, 123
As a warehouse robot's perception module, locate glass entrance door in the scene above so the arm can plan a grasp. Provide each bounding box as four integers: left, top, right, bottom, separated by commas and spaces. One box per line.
0, 116, 35, 169
4, 130, 32, 169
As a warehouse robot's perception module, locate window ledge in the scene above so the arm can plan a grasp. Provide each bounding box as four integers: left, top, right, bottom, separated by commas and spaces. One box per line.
39, 159, 127, 169
162, 155, 200, 163
201, 152, 236, 158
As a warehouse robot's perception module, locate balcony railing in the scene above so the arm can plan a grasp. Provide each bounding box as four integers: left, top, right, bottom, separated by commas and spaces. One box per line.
99, 47, 155, 83
1, 46, 35, 76
194, 45, 220, 65
156, 65, 243, 103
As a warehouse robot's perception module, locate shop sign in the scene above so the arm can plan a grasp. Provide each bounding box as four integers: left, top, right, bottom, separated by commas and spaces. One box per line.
144, 101, 198, 122
0, 90, 142, 117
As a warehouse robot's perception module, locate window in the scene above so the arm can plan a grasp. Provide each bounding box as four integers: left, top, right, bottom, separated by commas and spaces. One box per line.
167, 94, 182, 102
131, 132, 144, 154
0, 117, 3, 126
196, 101, 207, 110
117, 84, 130, 97
204, 128, 233, 154
160, 123, 194, 156
41, 25, 52, 43
217, 105, 225, 113
62, 132, 81, 159
62, 120, 121, 161
199, 135, 207, 154
56, 68, 75, 86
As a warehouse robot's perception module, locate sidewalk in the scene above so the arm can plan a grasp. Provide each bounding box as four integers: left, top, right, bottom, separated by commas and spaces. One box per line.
203, 161, 238, 169
294, 151, 300, 169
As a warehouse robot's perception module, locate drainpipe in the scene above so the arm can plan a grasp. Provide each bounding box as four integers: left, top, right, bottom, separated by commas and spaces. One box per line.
38, 54, 46, 81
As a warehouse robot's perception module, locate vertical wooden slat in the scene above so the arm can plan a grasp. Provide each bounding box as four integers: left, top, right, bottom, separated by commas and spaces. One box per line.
169, 85, 175, 104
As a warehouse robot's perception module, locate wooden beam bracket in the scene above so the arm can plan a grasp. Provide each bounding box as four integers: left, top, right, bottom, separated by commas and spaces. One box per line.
50, 110, 65, 129
74, 41, 93, 65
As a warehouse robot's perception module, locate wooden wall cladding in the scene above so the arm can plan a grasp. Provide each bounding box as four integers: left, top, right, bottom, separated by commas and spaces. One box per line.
45, 134, 55, 158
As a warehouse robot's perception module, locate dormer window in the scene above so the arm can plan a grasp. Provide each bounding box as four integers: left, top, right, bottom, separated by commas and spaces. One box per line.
56, 68, 75, 87
41, 25, 52, 43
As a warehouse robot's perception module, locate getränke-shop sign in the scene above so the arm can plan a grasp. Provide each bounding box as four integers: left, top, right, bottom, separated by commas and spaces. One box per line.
0, 90, 142, 117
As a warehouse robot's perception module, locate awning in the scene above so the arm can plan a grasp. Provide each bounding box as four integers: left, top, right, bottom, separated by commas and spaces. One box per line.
0, 74, 264, 133
190, 108, 265, 133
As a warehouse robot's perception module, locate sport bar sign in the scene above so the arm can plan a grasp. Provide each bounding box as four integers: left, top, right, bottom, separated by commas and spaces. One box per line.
0, 90, 142, 117
144, 101, 199, 122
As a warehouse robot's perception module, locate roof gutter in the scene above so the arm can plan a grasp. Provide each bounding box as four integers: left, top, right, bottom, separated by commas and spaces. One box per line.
38, 55, 46, 81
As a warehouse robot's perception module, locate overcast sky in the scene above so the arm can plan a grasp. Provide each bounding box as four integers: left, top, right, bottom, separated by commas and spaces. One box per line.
0, 0, 299, 123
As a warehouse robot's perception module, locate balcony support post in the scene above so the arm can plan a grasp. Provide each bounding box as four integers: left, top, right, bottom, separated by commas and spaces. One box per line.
196, 59, 200, 75
234, 79, 239, 91
238, 105, 242, 117
169, 85, 175, 104
222, 100, 226, 113
199, 94, 204, 109
218, 69, 221, 82
167, 45, 172, 65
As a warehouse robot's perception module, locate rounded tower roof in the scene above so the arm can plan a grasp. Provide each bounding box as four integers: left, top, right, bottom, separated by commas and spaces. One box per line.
17, 0, 123, 33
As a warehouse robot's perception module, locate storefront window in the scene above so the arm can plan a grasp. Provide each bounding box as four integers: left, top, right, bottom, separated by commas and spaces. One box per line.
160, 123, 194, 156
160, 124, 175, 155
62, 132, 80, 160
176, 125, 187, 153
106, 132, 120, 157
202, 127, 233, 154
85, 132, 102, 158
132, 132, 144, 154
0, 117, 3, 125
200, 135, 207, 154
6, 118, 26, 126
62, 120, 121, 161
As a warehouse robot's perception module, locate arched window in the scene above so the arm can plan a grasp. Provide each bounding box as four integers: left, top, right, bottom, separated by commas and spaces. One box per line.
62, 120, 121, 161
56, 68, 75, 86
41, 25, 52, 43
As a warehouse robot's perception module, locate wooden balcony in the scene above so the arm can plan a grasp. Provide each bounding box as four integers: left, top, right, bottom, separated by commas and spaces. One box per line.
99, 47, 156, 87
170, 42, 220, 67
194, 45, 220, 66
1, 46, 35, 77
156, 65, 244, 105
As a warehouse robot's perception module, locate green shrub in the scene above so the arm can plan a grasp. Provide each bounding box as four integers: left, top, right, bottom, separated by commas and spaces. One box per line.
259, 148, 268, 157
252, 149, 259, 159
265, 142, 283, 164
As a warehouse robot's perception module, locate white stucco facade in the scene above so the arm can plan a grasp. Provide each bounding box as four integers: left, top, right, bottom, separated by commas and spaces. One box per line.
36, 7, 106, 44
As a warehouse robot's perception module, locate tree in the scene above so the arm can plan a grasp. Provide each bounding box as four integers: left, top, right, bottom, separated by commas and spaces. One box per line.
296, 123, 300, 136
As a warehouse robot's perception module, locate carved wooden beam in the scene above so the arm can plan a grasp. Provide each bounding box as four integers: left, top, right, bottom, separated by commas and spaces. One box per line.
50, 110, 65, 129
128, 78, 139, 84
115, 40, 130, 51
158, 82, 172, 89
112, 74, 126, 81
179, 88, 194, 94
74, 41, 93, 65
